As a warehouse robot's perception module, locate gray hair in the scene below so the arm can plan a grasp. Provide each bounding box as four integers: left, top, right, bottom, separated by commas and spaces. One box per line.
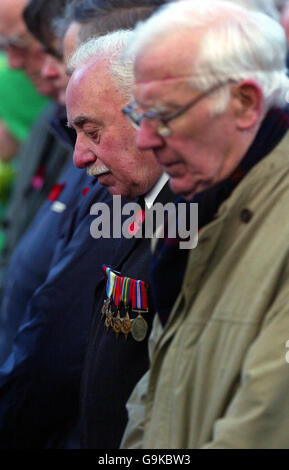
126, 0, 289, 113
68, 29, 135, 99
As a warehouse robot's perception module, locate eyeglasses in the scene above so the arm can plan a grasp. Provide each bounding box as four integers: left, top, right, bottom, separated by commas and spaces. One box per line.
122, 79, 237, 137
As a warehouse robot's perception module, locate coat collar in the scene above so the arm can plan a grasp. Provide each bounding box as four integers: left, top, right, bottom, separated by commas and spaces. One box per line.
215, 131, 289, 219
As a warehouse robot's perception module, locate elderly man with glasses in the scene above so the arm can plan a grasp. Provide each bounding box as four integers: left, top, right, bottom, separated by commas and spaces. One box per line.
121, 0, 289, 449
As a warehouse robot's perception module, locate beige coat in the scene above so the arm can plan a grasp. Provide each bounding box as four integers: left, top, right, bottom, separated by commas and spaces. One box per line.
122, 133, 289, 449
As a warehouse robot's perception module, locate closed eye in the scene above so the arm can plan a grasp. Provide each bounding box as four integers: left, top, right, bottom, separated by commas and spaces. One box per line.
85, 129, 101, 143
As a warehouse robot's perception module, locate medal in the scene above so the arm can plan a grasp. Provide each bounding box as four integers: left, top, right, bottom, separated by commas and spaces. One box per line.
101, 298, 110, 320
131, 311, 148, 342
102, 266, 117, 331
112, 308, 122, 338
130, 279, 149, 342
120, 307, 132, 340
102, 266, 149, 341
111, 276, 124, 338
105, 305, 113, 333
119, 277, 132, 340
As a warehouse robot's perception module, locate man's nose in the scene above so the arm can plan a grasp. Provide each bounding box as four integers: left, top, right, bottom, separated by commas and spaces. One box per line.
41, 59, 59, 79
7, 47, 25, 69
73, 137, 96, 169
135, 120, 164, 151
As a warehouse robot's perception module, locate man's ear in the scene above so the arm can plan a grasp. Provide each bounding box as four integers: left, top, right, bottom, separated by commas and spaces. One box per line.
231, 80, 263, 130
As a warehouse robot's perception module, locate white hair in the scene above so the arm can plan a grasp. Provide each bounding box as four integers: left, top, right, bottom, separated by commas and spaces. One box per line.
127, 0, 289, 113
68, 29, 135, 99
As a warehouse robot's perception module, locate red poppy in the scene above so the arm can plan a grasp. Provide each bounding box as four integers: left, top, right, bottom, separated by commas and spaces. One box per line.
31, 166, 45, 190
48, 183, 66, 202
82, 187, 90, 196
127, 209, 145, 236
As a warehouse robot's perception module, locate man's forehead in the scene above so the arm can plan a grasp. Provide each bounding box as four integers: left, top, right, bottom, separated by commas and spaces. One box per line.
67, 60, 122, 116
0, 0, 27, 32
133, 75, 194, 110
69, 58, 122, 103
70, 56, 109, 83
134, 31, 198, 85
0, 1, 32, 48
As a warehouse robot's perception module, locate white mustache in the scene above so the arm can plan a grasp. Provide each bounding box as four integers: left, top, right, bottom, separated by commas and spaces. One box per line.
87, 164, 109, 177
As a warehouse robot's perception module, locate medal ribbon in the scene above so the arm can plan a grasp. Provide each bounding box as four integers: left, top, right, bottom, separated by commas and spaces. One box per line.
140, 280, 148, 310
114, 276, 124, 307
112, 274, 119, 305
103, 265, 117, 299
104, 266, 148, 310
130, 279, 136, 309
121, 277, 131, 306
130, 278, 148, 310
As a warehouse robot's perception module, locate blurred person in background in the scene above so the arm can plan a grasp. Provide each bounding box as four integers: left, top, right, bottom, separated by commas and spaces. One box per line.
22, 0, 77, 106
276, 0, 289, 41
0, 0, 74, 298
53, 0, 168, 67
0, 0, 90, 366
0, 0, 168, 450
0, 51, 49, 250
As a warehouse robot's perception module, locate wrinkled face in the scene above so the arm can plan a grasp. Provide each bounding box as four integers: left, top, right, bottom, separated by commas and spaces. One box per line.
39, 21, 81, 105
66, 59, 162, 199
132, 34, 239, 200
0, 0, 58, 97
133, 76, 237, 199
41, 53, 69, 105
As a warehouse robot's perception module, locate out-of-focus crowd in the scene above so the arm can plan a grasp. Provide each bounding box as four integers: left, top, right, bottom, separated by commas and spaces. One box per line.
0, 0, 289, 449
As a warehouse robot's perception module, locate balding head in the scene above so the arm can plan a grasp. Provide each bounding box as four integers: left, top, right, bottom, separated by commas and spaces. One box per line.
125, 0, 289, 199
128, 0, 289, 111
